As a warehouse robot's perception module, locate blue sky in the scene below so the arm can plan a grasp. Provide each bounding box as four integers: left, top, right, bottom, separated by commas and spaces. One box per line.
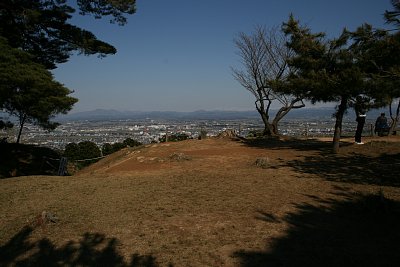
53, 0, 394, 113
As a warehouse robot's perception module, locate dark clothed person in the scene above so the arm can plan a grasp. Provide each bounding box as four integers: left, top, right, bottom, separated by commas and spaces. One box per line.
375, 113, 389, 136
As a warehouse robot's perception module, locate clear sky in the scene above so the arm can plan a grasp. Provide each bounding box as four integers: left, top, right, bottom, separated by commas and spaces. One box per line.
52, 0, 394, 113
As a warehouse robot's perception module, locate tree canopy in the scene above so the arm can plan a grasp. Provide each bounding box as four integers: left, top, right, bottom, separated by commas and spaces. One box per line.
350, 23, 400, 131
0, 0, 136, 69
385, 0, 400, 29
283, 5, 400, 152
0, 0, 136, 143
0, 37, 78, 143
283, 15, 369, 152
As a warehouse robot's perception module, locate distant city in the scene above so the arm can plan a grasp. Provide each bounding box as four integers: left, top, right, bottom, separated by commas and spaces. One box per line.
0, 108, 386, 150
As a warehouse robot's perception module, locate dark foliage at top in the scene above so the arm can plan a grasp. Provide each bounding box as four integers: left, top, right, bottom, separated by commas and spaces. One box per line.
0, 0, 136, 69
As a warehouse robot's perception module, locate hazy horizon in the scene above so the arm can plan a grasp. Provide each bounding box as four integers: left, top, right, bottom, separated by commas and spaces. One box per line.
66, 104, 338, 114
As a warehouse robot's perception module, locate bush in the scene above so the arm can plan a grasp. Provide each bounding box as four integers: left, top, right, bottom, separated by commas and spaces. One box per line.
199, 130, 208, 140
64, 143, 80, 160
64, 141, 101, 160
78, 141, 101, 159
123, 138, 142, 147
102, 138, 142, 156
247, 130, 264, 138
101, 143, 114, 156
111, 142, 125, 152
160, 133, 190, 142
64, 141, 101, 168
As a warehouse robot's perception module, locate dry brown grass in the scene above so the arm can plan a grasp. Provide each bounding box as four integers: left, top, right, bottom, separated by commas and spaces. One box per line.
1, 136, 400, 266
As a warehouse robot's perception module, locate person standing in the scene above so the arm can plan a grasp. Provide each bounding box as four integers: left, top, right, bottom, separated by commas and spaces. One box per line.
375, 113, 390, 136
354, 96, 367, 144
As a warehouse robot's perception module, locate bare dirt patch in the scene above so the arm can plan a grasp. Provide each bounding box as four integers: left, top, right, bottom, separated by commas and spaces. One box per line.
1, 136, 400, 266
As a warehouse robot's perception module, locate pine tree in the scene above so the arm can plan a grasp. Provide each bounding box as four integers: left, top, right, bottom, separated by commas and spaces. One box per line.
0, 0, 136, 69
283, 15, 367, 153
0, 38, 77, 143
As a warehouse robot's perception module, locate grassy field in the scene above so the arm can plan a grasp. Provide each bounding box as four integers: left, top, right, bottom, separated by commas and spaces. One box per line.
1, 136, 400, 266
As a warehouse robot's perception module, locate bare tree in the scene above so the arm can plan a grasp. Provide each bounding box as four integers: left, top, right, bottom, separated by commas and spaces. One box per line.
232, 26, 305, 136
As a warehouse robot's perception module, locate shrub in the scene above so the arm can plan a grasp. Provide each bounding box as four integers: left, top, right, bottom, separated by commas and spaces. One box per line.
64, 143, 80, 160
101, 143, 114, 156
255, 157, 270, 169
111, 142, 125, 152
64, 141, 101, 168
102, 138, 142, 156
160, 133, 190, 142
199, 129, 208, 140
123, 138, 142, 147
247, 130, 264, 138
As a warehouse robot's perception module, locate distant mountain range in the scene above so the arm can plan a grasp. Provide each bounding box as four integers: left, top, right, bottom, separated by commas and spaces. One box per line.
57, 109, 260, 121
57, 107, 349, 121
2, 107, 387, 122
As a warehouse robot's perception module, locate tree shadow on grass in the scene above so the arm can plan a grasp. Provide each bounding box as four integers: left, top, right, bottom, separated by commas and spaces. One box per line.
241, 137, 351, 154
0, 228, 160, 267
234, 191, 400, 267
286, 152, 400, 187
242, 138, 400, 187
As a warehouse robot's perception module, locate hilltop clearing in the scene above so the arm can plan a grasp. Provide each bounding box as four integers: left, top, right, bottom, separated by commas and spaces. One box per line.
1, 136, 400, 266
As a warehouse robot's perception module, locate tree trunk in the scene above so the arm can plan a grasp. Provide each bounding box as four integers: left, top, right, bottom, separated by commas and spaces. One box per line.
271, 110, 284, 135
16, 114, 26, 144
270, 121, 278, 135
255, 105, 274, 136
389, 100, 400, 135
271, 99, 305, 135
259, 111, 273, 136
332, 97, 348, 153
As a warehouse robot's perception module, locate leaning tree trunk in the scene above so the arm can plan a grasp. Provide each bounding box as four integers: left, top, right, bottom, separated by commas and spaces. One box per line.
271, 98, 305, 135
332, 97, 348, 154
16, 114, 27, 144
271, 109, 285, 135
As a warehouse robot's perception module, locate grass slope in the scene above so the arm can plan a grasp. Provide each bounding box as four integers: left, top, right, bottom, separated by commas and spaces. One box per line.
1, 137, 400, 266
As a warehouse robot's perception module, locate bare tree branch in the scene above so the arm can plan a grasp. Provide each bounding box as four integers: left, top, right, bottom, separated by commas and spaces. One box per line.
232, 26, 305, 135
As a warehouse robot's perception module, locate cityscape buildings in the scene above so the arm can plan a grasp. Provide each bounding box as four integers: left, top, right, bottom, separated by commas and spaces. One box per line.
0, 110, 378, 151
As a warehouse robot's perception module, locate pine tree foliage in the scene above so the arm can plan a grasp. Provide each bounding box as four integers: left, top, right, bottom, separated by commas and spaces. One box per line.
283, 15, 368, 153
385, 0, 400, 29
0, 0, 136, 69
283, 7, 400, 151
351, 1, 400, 133
0, 1, 136, 143
0, 38, 78, 143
